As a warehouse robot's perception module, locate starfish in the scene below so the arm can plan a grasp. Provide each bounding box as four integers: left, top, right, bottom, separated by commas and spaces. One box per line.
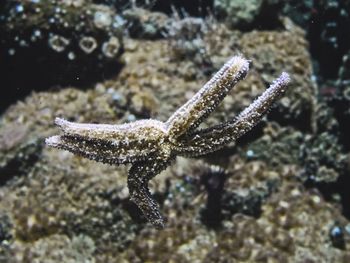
46, 56, 290, 228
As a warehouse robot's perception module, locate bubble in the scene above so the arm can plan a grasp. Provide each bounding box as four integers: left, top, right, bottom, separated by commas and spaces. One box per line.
15, 5, 24, 13
246, 149, 255, 158
31, 29, 42, 42
33, 29, 42, 37
101, 37, 120, 58
79, 36, 97, 54
19, 40, 27, 47
48, 35, 70, 52
8, 49, 16, 56
68, 51, 76, 60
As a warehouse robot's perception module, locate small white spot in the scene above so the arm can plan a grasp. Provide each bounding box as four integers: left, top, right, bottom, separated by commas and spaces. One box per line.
68, 51, 76, 60
8, 48, 15, 55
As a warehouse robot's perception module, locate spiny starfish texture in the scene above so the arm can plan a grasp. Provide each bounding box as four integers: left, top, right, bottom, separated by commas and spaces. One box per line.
46, 56, 291, 228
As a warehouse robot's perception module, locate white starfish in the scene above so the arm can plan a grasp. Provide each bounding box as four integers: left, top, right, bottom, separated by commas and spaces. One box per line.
46, 56, 291, 228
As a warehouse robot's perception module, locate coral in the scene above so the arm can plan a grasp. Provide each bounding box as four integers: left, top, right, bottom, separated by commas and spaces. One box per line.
111, 164, 350, 263
0, 120, 42, 185
205, 178, 350, 262
239, 18, 317, 128
0, 0, 124, 108
2, 149, 139, 252
123, 7, 170, 39
118, 215, 206, 262
214, 0, 264, 29
239, 122, 303, 166
299, 131, 348, 185
0, 88, 117, 184
116, 19, 314, 133
166, 16, 213, 70
7, 234, 96, 263
0, 212, 12, 244
0, 211, 13, 261
221, 157, 282, 220
338, 49, 350, 86
214, 0, 283, 30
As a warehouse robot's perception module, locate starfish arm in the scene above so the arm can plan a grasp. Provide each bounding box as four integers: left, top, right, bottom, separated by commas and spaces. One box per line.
51, 117, 167, 141
46, 118, 167, 164
128, 158, 172, 228
165, 56, 249, 139
177, 72, 291, 157
46, 135, 158, 164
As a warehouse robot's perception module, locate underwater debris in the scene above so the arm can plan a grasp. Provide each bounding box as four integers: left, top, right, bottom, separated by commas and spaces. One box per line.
46, 56, 290, 228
